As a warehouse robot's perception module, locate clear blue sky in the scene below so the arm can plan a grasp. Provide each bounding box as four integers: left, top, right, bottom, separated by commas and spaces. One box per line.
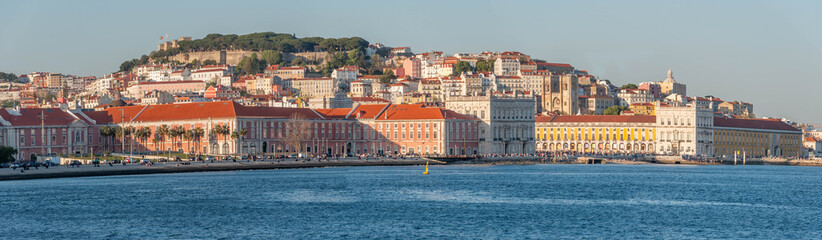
1, 0, 820, 122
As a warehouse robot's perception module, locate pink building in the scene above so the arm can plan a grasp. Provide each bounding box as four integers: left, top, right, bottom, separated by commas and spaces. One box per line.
638, 82, 662, 99
402, 58, 422, 79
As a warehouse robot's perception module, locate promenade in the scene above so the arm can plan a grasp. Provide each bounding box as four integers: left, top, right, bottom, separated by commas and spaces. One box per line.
0, 157, 435, 181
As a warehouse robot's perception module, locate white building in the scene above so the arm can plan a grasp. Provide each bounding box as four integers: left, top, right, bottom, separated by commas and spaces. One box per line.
331, 66, 358, 82
617, 89, 654, 106
655, 103, 714, 156
445, 91, 536, 154
493, 57, 520, 76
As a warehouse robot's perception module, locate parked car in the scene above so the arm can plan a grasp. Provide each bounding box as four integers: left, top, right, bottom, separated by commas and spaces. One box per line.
206, 156, 216, 161
0, 163, 9, 168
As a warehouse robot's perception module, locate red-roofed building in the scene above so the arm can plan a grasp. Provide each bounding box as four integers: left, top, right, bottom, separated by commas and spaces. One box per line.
0, 108, 92, 161
713, 117, 802, 157
317, 103, 479, 156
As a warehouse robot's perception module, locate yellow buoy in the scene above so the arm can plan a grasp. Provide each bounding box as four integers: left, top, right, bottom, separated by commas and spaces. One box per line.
423, 161, 429, 175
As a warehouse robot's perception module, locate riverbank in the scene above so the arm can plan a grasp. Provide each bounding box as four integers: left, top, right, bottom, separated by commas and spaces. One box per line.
4, 156, 822, 181
0, 158, 434, 181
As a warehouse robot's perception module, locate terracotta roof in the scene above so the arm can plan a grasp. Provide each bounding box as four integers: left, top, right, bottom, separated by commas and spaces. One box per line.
314, 108, 351, 119
378, 104, 476, 121
84, 101, 324, 123
0, 108, 79, 126
713, 117, 800, 132
135, 80, 205, 86
351, 97, 389, 103
537, 115, 656, 123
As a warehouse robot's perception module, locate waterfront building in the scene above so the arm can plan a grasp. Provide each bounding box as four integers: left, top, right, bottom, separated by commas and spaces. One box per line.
535, 115, 657, 154
655, 104, 714, 156
0, 108, 94, 161
318, 103, 479, 156
713, 117, 803, 157
445, 91, 536, 154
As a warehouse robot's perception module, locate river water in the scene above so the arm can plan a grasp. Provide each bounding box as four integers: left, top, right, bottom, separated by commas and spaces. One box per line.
1, 164, 821, 239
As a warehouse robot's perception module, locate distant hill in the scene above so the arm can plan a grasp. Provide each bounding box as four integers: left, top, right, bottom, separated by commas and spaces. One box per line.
119, 32, 370, 72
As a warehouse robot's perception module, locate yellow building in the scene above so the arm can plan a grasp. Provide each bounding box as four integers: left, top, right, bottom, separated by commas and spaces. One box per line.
535, 115, 657, 154
628, 102, 656, 115
713, 117, 803, 157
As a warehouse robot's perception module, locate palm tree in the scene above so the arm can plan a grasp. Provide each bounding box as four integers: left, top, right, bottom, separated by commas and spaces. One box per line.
230, 131, 239, 156
210, 125, 222, 155
238, 128, 248, 157
125, 126, 136, 155
192, 127, 205, 155
136, 127, 151, 152
99, 126, 112, 153
172, 125, 186, 153
158, 125, 170, 155
183, 130, 193, 155
114, 127, 124, 153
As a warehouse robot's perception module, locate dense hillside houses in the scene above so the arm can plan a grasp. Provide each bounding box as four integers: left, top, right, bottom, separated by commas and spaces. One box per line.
5, 33, 816, 158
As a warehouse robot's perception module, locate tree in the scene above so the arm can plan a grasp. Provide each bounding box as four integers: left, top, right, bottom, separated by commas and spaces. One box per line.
0, 146, 17, 163
379, 69, 396, 84
375, 47, 391, 58
237, 53, 264, 75
260, 50, 282, 66
453, 61, 474, 76
0, 72, 18, 82
202, 59, 218, 66
99, 126, 112, 153
285, 113, 310, 154
157, 125, 170, 154
136, 127, 151, 152
183, 130, 193, 155
237, 128, 248, 156
621, 84, 638, 90
604, 106, 627, 115
230, 131, 239, 156
291, 57, 305, 66
190, 59, 201, 69
0, 100, 19, 108
192, 127, 205, 155
125, 126, 136, 154
476, 59, 495, 72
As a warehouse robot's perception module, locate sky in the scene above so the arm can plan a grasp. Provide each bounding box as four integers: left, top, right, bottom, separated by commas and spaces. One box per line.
1, 0, 820, 122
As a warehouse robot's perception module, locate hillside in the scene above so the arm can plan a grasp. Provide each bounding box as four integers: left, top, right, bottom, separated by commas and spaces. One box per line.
119, 32, 371, 73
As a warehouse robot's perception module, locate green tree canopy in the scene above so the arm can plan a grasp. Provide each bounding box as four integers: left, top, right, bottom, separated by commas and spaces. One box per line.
379, 69, 396, 84
453, 61, 474, 76
475, 59, 495, 72
0, 72, 18, 81
237, 53, 264, 75
260, 50, 283, 66
603, 106, 627, 115
621, 84, 638, 89
0, 146, 16, 163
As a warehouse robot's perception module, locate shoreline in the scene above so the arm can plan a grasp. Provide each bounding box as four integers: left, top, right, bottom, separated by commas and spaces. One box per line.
0, 160, 432, 181
3, 157, 821, 181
